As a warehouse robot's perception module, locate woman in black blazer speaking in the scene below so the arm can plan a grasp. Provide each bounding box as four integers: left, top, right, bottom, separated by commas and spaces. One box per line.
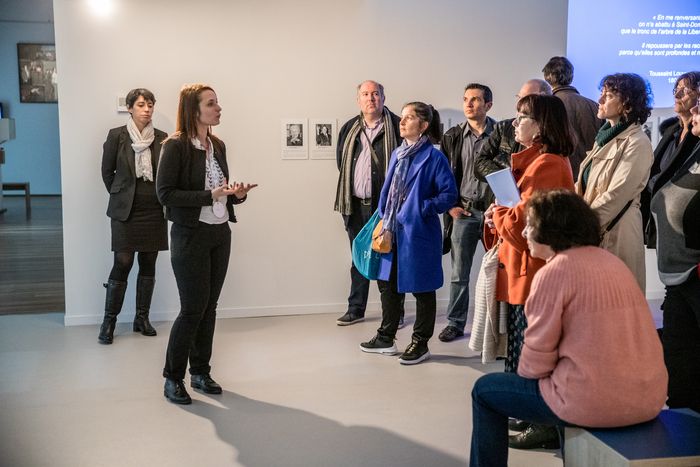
99, 88, 167, 345
157, 84, 256, 404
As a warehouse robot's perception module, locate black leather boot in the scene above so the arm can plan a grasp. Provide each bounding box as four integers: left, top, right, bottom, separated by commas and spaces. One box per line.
98, 279, 127, 344
508, 424, 560, 450
133, 275, 157, 336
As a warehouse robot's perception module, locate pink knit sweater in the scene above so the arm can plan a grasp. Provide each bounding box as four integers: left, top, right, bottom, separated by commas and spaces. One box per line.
518, 246, 668, 427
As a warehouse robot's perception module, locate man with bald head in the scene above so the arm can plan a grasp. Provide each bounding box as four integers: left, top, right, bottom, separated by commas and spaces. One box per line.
334, 80, 402, 326
475, 79, 552, 180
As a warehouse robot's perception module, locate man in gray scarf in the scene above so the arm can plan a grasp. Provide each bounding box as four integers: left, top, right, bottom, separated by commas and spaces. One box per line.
335, 80, 401, 326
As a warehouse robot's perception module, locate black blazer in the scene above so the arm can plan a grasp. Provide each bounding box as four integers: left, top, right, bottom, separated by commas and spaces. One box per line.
101, 125, 167, 221
156, 137, 245, 227
641, 118, 699, 246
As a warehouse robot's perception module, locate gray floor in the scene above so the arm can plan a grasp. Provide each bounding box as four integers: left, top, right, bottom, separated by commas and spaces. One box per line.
0, 310, 568, 467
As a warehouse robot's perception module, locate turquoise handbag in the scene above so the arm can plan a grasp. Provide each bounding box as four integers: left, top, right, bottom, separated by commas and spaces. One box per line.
352, 210, 382, 280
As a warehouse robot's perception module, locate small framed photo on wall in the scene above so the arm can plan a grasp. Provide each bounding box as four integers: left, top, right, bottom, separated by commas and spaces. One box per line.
281, 118, 308, 160
309, 119, 337, 160
18, 43, 58, 103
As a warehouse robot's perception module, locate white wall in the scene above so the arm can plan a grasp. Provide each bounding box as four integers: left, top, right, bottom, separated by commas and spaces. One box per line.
55, 0, 663, 325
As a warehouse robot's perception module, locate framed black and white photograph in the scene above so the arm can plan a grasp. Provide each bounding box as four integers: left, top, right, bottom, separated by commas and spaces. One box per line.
18, 43, 58, 103
310, 118, 337, 160
281, 119, 308, 159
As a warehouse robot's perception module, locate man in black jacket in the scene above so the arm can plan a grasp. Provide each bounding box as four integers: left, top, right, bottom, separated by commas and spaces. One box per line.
334, 80, 402, 326
438, 83, 496, 342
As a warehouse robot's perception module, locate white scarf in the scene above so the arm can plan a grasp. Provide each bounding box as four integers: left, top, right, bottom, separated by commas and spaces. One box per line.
126, 117, 155, 181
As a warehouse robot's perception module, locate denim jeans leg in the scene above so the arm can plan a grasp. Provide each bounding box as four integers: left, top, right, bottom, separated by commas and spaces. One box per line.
445, 212, 482, 331
469, 372, 564, 467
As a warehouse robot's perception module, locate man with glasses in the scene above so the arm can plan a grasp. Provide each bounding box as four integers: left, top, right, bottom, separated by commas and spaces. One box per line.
475, 79, 551, 181
542, 56, 603, 178
438, 83, 497, 343
642, 71, 700, 247
334, 80, 403, 326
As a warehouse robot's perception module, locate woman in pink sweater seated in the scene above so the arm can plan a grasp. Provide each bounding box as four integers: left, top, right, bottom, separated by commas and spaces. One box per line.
469, 189, 668, 467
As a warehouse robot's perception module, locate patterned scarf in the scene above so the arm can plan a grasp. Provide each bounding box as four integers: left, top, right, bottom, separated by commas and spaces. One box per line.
126, 117, 155, 181
382, 136, 429, 233
334, 107, 398, 215
595, 120, 632, 148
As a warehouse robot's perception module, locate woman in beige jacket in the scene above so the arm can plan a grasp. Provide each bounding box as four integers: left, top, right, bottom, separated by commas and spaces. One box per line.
576, 73, 653, 291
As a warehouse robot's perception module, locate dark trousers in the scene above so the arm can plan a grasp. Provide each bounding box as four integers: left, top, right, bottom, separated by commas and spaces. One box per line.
163, 222, 231, 381
470, 372, 565, 467
663, 272, 700, 413
345, 198, 374, 315
377, 256, 435, 343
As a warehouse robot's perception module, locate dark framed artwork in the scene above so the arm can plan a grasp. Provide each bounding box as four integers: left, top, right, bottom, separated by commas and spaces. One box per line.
17, 43, 58, 103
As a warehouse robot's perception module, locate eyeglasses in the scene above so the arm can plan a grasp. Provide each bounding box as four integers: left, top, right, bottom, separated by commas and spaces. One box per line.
674, 87, 696, 98
513, 115, 533, 126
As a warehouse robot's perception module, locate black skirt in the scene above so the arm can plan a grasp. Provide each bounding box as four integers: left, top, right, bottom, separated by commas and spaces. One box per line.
111, 178, 168, 252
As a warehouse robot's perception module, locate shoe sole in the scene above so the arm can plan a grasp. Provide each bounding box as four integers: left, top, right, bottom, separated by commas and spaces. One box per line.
399, 351, 431, 365
164, 391, 192, 405
337, 317, 365, 326
438, 334, 464, 342
509, 440, 560, 450
359, 344, 398, 355
190, 383, 222, 394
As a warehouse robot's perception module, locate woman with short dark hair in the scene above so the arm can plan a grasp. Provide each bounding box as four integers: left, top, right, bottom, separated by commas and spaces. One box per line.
469, 189, 668, 467
99, 88, 168, 344
576, 73, 654, 291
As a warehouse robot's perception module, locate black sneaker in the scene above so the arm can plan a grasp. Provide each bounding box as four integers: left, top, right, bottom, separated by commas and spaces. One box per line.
337, 311, 365, 326
360, 335, 397, 354
398, 341, 430, 365
438, 325, 464, 342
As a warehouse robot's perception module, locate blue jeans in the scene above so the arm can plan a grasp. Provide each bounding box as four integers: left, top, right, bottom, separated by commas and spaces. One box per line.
445, 212, 482, 331
469, 372, 565, 467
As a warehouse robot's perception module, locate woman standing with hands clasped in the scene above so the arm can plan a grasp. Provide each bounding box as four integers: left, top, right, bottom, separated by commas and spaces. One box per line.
157, 84, 257, 404
99, 88, 167, 345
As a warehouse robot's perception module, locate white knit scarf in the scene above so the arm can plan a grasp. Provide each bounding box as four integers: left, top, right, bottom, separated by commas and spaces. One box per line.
126, 117, 155, 181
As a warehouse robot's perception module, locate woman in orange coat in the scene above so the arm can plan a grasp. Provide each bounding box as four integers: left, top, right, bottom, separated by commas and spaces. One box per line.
483, 94, 575, 448
483, 94, 575, 444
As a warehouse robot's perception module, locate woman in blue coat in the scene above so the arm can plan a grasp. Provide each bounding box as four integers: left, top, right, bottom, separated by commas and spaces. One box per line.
360, 102, 457, 364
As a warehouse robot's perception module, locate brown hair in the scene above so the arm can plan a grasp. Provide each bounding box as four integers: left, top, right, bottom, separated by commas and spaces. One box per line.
166, 84, 223, 153
527, 189, 601, 252
599, 73, 652, 124
516, 94, 573, 157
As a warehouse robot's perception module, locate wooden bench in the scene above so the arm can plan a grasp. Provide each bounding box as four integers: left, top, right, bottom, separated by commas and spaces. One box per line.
2, 182, 31, 215
565, 409, 700, 466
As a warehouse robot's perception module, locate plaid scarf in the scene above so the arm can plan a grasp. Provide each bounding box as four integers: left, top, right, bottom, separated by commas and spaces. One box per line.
383, 136, 429, 233
334, 108, 398, 215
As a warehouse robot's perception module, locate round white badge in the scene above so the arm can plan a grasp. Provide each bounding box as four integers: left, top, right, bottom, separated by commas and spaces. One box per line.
213, 201, 226, 218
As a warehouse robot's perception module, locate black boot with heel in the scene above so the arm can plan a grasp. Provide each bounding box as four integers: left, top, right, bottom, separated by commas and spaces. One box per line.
98, 279, 127, 345
133, 275, 157, 336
